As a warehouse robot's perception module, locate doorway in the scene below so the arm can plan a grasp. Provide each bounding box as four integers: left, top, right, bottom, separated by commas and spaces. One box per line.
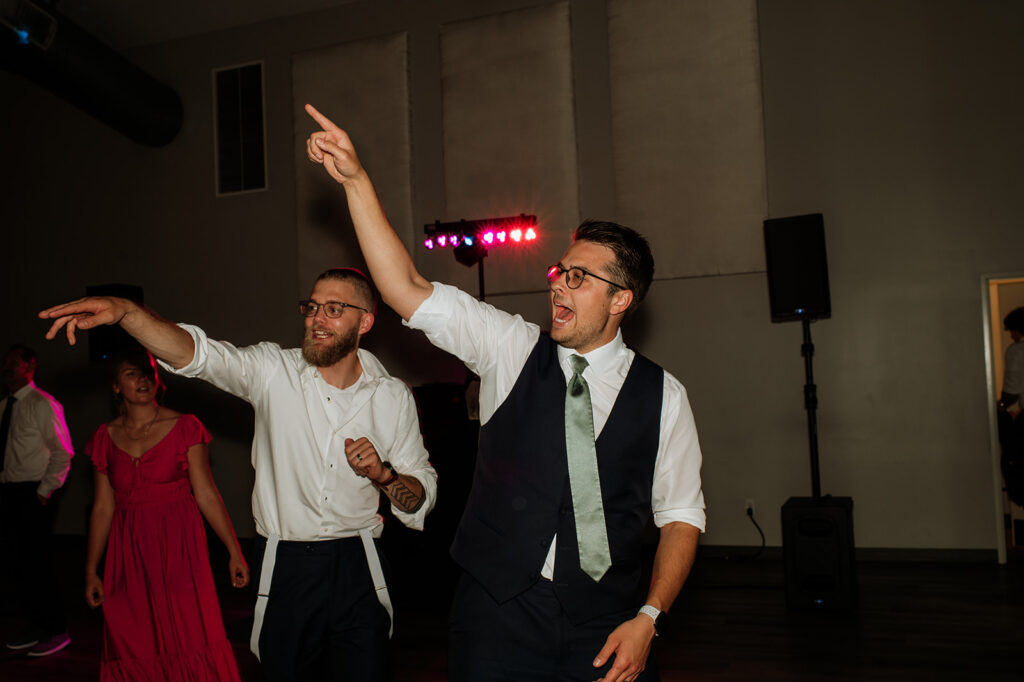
982, 275, 1024, 564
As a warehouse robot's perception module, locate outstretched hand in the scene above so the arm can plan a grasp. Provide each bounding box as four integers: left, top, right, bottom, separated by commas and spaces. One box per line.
38, 296, 135, 346
304, 103, 364, 184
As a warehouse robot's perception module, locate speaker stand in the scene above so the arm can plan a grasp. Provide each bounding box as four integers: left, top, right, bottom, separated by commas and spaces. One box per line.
801, 315, 822, 498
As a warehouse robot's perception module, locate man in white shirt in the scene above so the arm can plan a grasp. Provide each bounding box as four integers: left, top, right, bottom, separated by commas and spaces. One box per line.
39, 268, 438, 681
304, 105, 704, 682
1, 344, 74, 658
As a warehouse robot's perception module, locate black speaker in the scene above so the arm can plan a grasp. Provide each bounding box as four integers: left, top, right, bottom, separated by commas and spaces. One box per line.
781, 496, 857, 611
85, 283, 144, 362
764, 214, 831, 322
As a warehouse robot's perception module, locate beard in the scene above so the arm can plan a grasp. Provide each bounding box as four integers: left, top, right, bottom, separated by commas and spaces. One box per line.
302, 325, 359, 367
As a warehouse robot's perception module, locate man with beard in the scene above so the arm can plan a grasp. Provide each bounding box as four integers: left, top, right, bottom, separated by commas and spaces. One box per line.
304, 105, 703, 682
38, 267, 437, 682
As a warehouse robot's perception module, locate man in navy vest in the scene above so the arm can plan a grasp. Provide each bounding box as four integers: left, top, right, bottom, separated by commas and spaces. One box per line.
305, 104, 705, 682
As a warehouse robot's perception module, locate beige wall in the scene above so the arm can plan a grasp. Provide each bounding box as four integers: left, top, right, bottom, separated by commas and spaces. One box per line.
3, 0, 1023, 554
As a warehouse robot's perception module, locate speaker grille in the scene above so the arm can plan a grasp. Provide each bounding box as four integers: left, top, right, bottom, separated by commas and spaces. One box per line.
764, 213, 831, 322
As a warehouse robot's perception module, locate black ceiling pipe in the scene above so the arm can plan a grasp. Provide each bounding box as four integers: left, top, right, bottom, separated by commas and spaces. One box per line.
0, 1, 183, 147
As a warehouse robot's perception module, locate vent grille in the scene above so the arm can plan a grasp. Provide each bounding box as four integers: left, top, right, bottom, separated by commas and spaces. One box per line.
213, 62, 266, 195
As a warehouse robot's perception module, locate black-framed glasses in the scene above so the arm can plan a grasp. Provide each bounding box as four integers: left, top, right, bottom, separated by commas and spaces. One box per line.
298, 300, 369, 318
546, 263, 626, 290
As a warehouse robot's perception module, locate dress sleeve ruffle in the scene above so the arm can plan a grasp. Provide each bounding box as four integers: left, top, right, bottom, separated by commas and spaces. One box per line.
175, 414, 212, 471
83, 424, 112, 474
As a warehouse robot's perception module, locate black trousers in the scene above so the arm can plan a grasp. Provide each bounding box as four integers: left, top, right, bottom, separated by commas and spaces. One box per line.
448, 570, 660, 682
251, 536, 392, 682
0, 481, 66, 637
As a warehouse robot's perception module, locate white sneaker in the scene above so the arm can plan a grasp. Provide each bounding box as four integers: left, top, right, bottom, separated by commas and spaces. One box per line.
26, 633, 70, 657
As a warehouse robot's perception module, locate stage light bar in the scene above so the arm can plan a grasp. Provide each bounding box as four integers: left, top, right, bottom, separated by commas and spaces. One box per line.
423, 214, 538, 267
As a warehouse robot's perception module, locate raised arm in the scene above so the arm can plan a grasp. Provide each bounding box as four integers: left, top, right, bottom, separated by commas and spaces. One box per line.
38, 297, 195, 369
304, 103, 433, 321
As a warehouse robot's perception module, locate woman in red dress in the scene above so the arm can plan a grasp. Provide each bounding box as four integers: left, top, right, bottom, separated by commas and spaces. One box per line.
83, 347, 249, 681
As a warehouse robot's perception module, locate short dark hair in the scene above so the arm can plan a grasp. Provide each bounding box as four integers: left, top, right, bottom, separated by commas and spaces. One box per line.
572, 220, 654, 309
7, 344, 37, 369
315, 267, 379, 314
1005, 307, 1024, 335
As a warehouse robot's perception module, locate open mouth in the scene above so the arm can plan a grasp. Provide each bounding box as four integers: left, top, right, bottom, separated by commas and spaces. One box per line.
552, 303, 575, 327
310, 329, 334, 341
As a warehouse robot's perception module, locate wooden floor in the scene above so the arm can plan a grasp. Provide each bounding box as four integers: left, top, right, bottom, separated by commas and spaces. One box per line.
2, 540, 1022, 681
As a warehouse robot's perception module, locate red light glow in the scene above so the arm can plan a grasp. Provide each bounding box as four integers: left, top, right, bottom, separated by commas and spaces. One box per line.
496, 231, 506, 243
525, 228, 537, 241
510, 228, 523, 242
483, 231, 494, 244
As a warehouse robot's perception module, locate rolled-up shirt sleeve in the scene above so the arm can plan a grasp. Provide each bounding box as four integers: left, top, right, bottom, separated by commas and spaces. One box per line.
651, 374, 706, 532
386, 385, 438, 530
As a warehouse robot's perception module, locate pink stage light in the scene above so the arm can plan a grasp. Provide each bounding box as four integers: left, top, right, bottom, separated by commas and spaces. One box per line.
437, 235, 447, 247
424, 238, 434, 250
450, 234, 460, 247
496, 231, 507, 243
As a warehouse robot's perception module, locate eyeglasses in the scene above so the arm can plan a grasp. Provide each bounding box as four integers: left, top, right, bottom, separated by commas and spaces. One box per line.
298, 300, 369, 318
546, 263, 626, 290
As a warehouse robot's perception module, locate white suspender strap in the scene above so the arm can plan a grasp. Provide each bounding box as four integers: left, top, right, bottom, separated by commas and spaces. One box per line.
250, 534, 279, 660
358, 527, 394, 638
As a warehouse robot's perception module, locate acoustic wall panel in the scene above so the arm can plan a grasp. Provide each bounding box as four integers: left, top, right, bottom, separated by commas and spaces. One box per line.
292, 33, 412, 291
437, 2, 578, 294
608, 0, 767, 278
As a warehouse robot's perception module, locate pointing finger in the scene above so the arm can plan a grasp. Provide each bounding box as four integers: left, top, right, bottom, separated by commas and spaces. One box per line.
305, 103, 340, 132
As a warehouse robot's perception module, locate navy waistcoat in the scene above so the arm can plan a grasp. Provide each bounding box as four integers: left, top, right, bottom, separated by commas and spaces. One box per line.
450, 334, 664, 622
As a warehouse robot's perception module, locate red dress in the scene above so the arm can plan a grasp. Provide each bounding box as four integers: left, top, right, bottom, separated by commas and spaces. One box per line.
85, 414, 241, 682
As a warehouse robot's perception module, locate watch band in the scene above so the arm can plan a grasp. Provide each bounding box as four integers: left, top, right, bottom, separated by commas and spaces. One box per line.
638, 604, 662, 633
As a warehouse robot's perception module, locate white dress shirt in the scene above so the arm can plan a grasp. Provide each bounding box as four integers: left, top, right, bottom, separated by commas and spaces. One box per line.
407, 283, 705, 576
162, 324, 437, 541
0, 382, 74, 498
1004, 339, 1024, 400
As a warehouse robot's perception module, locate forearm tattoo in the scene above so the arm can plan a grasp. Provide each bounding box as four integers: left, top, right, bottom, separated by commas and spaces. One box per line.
386, 476, 425, 513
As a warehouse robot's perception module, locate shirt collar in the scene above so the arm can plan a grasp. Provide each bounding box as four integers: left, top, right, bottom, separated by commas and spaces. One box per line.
556, 329, 626, 375
11, 381, 35, 400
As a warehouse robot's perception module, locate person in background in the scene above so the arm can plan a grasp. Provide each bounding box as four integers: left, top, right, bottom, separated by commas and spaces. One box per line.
0, 344, 74, 657
84, 346, 248, 680
999, 307, 1024, 506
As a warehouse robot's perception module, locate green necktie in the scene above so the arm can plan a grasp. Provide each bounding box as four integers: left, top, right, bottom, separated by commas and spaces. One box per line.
565, 355, 611, 581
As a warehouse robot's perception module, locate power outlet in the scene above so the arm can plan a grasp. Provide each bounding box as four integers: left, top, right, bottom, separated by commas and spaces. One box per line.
744, 499, 755, 516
